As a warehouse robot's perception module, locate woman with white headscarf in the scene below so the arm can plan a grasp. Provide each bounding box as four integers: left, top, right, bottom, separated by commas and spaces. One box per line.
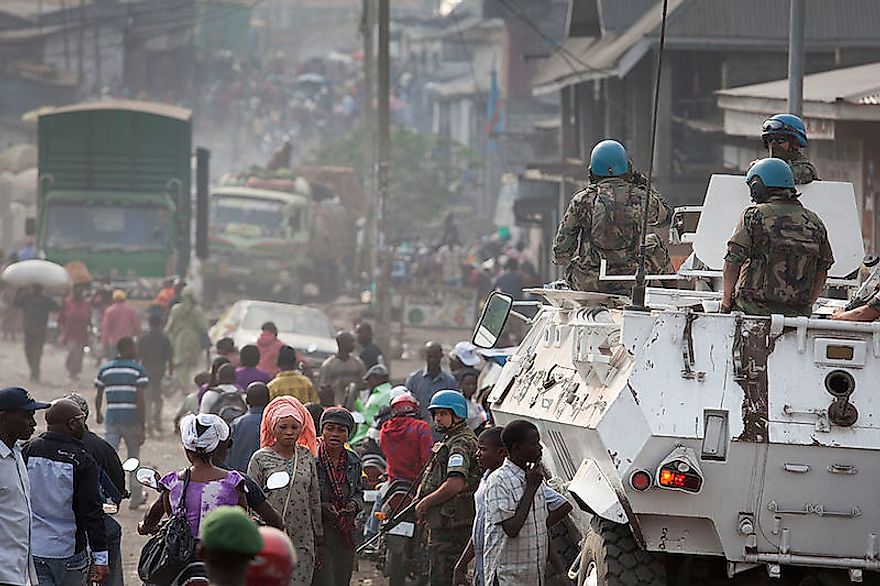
248, 396, 323, 585
138, 413, 247, 538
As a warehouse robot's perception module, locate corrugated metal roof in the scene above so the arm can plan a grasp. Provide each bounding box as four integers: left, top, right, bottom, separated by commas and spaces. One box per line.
533, 0, 685, 95
36, 99, 192, 121
717, 62, 880, 105
598, 0, 656, 33
667, 0, 880, 48
534, 0, 880, 95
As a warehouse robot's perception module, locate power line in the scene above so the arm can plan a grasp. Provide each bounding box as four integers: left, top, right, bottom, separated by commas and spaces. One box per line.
496, 0, 655, 138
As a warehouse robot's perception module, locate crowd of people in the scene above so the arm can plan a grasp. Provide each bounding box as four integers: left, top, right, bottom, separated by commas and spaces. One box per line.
0, 287, 571, 586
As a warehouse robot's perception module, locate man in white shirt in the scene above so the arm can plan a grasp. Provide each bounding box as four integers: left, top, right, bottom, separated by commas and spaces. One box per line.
482, 420, 551, 585
454, 426, 572, 586
0, 387, 50, 586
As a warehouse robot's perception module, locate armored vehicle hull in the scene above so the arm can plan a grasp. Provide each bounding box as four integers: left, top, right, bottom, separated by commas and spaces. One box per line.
481, 178, 879, 584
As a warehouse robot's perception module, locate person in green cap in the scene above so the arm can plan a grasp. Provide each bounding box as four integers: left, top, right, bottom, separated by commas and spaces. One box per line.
198, 506, 264, 586
351, 363, 392, 445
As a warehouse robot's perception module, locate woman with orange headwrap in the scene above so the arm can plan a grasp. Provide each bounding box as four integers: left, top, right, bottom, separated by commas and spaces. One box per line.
247, 397, 323, 585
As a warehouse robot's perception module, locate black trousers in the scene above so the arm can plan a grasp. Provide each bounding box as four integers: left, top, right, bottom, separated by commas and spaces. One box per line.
24, 329, 46, 380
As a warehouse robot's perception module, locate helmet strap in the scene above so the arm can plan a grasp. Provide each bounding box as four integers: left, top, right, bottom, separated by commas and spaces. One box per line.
749, 179, 770, 203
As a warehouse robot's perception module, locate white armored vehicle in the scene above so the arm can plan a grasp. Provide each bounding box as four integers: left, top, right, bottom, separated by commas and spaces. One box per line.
474, 176, 880, 585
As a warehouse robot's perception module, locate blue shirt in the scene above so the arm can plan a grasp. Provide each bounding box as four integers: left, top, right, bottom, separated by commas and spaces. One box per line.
404, 368, 458, 421
472, 470, 568, 586
228, 408, 263, 473
95, 358, 148, 426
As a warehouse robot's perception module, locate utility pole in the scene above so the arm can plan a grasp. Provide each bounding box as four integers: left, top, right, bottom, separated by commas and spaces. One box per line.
60, 0, 71, 72
376, 0, 392, 365
787, 0, 805, 116
78, 0, 85, 91
361, 0, 376, 281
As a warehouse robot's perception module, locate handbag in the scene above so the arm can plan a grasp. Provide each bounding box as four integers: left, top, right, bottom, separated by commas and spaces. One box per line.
137, 468, 195, 584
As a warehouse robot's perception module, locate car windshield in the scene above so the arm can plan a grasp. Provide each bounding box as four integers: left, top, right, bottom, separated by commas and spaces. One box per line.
45, 203, 169, 251
211, 196, 289, 239
242, 304, 334, 338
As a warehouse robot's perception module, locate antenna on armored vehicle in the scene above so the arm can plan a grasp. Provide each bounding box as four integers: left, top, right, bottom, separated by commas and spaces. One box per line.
630, 0, 670, 310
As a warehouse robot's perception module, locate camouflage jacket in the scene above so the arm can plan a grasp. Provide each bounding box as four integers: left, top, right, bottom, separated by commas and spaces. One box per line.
417, 421, 480, 530
786, 150, 820, 185
725, 193, 834, 316
756, 149, 819, 185
552, 177, 672, 271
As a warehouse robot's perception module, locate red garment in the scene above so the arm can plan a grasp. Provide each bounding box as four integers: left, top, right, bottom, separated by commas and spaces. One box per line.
379, 415, 434, 483
256, 331, 284, 376
101, 301, 141, 347
153, 287, 175, 307
59, 297, 91, 346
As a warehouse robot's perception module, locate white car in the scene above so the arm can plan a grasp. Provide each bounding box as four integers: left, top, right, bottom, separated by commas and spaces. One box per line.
208, 300, 337, 366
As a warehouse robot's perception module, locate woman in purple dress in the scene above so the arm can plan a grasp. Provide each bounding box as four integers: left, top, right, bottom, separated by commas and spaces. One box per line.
139, 413, 247, 538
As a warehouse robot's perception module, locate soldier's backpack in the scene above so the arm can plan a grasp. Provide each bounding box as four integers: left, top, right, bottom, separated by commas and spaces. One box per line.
589, 181, 641, 255
209, 389, 248, 426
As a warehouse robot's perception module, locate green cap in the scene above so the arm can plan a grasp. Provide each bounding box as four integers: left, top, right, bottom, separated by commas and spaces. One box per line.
199, 506, 263, 556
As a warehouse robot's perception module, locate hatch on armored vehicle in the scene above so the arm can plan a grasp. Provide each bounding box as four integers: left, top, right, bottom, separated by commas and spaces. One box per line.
477, 177, 880, 585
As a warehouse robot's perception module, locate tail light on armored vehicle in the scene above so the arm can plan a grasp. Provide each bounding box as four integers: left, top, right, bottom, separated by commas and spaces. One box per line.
655, 446, 704, 494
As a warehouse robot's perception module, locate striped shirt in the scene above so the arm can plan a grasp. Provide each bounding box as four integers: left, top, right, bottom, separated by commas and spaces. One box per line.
95, 359, 148, 425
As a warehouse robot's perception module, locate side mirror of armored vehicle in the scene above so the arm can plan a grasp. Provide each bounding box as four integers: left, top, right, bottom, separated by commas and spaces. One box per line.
473, 292, 512, 349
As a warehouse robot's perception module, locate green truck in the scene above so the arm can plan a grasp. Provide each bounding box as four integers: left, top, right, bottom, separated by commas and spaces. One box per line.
36, 100, 194, 293
202, 169, 358, 306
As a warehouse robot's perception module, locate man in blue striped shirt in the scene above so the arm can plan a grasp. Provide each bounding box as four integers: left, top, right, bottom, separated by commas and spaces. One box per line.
95, 336, 148, 507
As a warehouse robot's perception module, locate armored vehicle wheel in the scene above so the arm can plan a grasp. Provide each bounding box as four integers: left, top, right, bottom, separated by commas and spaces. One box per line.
579, 520, 666, 586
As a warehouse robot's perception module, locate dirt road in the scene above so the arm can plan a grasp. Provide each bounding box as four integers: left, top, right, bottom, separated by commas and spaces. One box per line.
11, 316, 472, 584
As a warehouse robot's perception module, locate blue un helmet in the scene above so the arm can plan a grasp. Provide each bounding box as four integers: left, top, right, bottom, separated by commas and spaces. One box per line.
761, 113, 808, 148
589, 139, 629, 178
427, 390, 468, 419
747, 158, 795, 194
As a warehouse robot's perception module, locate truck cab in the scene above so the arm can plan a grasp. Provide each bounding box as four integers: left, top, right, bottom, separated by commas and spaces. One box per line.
36, 100, 192, 295
202, 184, 311, 304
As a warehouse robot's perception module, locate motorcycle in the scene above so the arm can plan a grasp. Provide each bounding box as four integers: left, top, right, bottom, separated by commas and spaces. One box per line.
135, 466, 290, 586
360, 479, 427, 586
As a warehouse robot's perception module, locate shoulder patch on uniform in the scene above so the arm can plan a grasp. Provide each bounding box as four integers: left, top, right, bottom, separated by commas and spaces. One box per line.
448, 454, 464, 468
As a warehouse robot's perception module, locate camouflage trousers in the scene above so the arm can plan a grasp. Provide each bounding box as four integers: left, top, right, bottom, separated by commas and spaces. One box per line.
565, 234, 671, 296
427, 526, 471, 586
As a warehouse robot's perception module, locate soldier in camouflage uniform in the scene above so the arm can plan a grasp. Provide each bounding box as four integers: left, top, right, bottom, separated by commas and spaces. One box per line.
722, 158, 833, 316
755, 113, 819, 185
414, 390, 481, 586
552, 139, 672, 296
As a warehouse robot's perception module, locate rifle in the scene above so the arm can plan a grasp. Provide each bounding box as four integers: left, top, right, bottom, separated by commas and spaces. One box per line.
355, 436, 445, 555
356, 497, 419, 554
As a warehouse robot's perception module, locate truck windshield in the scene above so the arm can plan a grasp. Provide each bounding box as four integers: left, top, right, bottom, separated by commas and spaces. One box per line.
212, 196, 291, 239
45, 203, 170, 251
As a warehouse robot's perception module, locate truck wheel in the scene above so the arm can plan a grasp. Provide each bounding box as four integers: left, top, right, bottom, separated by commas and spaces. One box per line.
579, 519, 666, 586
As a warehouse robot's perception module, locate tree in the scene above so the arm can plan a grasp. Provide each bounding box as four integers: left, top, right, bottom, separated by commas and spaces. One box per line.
309, 124, 479, 240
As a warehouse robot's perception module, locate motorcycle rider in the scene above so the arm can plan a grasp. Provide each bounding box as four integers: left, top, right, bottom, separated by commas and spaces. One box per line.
363, 391, 434, 543
414, 390, 481, 586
